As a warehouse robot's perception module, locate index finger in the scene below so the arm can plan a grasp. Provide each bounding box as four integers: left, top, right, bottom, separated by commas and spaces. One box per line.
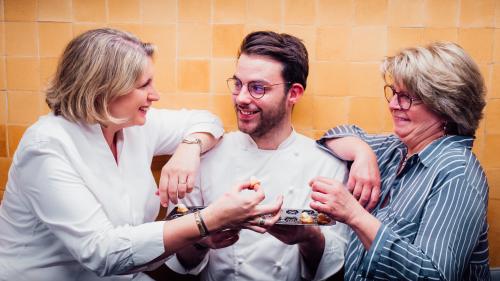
158, 174, 169, 207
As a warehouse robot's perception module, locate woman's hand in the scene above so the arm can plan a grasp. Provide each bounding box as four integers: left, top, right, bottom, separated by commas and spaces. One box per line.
157, 142, 201, 207
309, 176, 365, 225
347, 151, 381, 211
204, 181, 283, 231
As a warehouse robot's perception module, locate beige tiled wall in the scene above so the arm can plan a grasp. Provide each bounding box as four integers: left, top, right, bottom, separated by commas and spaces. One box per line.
0, 0, 499, 266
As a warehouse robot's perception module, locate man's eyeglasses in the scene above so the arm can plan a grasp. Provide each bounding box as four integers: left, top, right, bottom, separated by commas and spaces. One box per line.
384, 85, 422, 110
226, 77, 291, 99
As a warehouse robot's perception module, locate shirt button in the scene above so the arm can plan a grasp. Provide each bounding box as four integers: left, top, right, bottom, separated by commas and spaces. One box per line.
275, 262, 282, 270
237, 258, 244, 265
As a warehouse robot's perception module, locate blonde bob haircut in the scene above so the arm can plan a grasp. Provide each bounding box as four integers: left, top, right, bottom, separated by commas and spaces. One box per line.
46, 28, 154, 124
381, 42, 485, 136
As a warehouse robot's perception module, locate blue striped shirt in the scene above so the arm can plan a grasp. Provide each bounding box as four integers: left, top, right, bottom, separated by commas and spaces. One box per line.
318, 125, 490, 281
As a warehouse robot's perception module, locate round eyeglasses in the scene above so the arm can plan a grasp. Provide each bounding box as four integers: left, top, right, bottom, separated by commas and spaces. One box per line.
226, 77, 291, 99
384, 85, 422, 110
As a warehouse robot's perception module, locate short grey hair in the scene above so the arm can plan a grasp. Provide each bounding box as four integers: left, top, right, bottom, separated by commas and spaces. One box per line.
46, 28, 155, 125
381, 42, 485, 136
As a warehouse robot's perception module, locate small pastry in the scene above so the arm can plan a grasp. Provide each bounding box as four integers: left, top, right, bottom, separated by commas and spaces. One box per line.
176, 203, 189, 214
317, 213, 332, 225
249, 176, 261, 189
299, 212, 314, 224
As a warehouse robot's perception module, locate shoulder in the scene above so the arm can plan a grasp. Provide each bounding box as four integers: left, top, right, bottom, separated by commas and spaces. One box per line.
295, 133, 347, 166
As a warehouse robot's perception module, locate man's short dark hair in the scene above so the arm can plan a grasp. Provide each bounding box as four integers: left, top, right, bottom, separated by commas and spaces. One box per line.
238, 31, 309, 92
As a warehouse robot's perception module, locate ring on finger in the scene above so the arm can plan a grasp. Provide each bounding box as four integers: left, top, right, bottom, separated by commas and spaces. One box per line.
258, 217, 266, 226
179, 180, 187, 184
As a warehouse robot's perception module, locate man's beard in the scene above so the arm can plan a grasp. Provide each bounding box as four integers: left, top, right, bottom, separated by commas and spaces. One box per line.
236, 95, 287, 138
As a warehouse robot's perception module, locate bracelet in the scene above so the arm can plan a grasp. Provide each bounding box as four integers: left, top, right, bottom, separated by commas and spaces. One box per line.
193, 211, 209, 237
182, 137, 203, 154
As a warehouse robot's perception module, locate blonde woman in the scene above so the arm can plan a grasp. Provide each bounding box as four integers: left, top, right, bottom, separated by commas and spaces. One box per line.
0, 28, 282, 281
311, 42, 489, 280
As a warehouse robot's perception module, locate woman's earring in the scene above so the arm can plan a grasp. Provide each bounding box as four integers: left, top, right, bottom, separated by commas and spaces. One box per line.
443, 121, 448, 136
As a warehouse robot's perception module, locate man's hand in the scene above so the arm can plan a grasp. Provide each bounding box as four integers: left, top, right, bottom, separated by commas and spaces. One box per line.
199, 228, 241, 249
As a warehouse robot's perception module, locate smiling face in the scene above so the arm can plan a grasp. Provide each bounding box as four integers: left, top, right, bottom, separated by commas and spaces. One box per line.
231, 54, 293, 140
388, 83, 445, 151
108, 58, 159, 129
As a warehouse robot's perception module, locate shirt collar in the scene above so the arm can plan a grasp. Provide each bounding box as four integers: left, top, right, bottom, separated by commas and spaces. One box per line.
237, 129, 298, 151
416, 135, 474, 167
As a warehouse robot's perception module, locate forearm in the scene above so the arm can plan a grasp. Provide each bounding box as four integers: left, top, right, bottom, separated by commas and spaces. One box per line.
185, 132, 218, 154
298, 228, 325, 278
324, 136, 372, 162
347, 208, 381, 250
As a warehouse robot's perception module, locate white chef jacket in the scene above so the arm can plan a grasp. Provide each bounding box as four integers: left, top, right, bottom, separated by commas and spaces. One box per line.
0, 108, 223, 281
167, 131, 349, 281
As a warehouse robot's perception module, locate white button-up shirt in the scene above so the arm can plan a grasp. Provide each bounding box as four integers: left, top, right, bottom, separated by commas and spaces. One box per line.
0, 108, 223, 281
167, 131, 349, 281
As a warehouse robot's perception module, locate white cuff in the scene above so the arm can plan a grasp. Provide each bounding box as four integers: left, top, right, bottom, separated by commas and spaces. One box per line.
129, 221, 166, 266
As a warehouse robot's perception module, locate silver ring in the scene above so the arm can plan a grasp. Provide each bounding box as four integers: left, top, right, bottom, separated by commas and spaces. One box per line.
179, 181, 187, 185
258, 217, 265, 226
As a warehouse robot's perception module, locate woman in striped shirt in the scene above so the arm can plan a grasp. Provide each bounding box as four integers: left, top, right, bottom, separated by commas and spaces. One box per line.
310, 42, 489, 280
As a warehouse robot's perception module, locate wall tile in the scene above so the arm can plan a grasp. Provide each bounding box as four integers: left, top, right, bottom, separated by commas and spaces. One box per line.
7, 92, 40, 124
349, 27, 387, 61
488, 199, 500, 266
0, 158, 12, 190
387, 27, 424, 55
0, 125, 6, 157
283, 25, 316, 61
388, 0, 424, 27
0, 58, 5, 91
153, 58, 176, 93
178, 24, 211, 57
424, 0, 458, 27
179, 0, 211, 23
211, 94, 236, 128
72, 23, 103, 36
39, 23, 73, 58
312, 96, 348, 130
496, 0, 500, 28
211, 58, 236, 93
108, 23, 143, 39
246, 0, 281, 25
73, 0, 106, 22
348, 97, 385, 133
140, 24, 176, 60
213, 0, 246, 23
177, 60, 209, 92
39, 93, 50, 115
5, 22, 37, 56
316, 27, 351, 61
284, 0, 316, 25
485, 99, 500, 134
494, 29, 500, 62
348, 63, 384, 98
422, 28, 458, 44
0, 91, 6, 123
109, 0, 141, 23
0, 0, 4, 21
492, 64, 500, 98
6, 58, 40, 91
4, 0, 36, 21
0, 22, 4, 55
460, 0, 495, 27
486, 168, 500, 200
244, 24, 281, 35
292, 95, 313, 130
317, 0, 353, 25
483, 134, 500, 168
7, 125, 27, 157
212, 24, 245, 58
354, 0, 387, 26
312, 62, 349, 97
40, 57, 58, 89
175, 93, 210, 110
142, 0, 177, 23
38, 0, 72, 22
458, 28, 494, 63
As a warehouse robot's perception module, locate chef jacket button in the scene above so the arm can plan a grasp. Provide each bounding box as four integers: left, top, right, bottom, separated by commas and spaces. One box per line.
237, 258, 244, 265
275, 262, 282, 270
294, 152, 299, 157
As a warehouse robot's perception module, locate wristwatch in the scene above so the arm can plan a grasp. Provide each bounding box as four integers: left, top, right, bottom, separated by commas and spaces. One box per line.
182, 136, 202, 153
